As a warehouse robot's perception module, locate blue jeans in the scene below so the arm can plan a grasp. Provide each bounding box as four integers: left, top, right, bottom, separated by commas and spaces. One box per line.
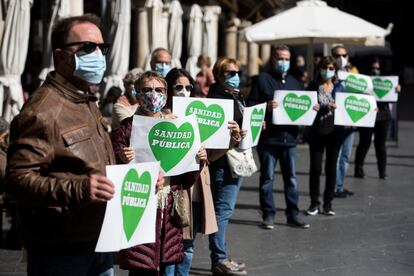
257, 144, 299, 220
164, 240, 194, 276
27, 252, 113, 276
336, 131, 355, 192
208, 166, 243, 263
165, 203, 202, 276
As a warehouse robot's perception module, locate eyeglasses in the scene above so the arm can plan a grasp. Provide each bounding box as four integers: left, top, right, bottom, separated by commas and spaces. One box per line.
322, 66, 335, 70
141, 87, 166, 94
224, 70, 239, 77
333, 54, 348, 58
174, 84, 193, 91
63, 41, 111, 55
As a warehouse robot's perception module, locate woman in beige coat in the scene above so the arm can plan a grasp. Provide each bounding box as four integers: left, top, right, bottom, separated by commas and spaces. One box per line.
163, 68, 218, 276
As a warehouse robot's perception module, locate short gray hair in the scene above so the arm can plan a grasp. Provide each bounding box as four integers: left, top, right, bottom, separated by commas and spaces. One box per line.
150, 48, 171, 63
123, 67, 144, 89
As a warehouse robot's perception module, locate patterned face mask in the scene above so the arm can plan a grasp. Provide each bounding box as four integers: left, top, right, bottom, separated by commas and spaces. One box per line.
139, 88, 166, 113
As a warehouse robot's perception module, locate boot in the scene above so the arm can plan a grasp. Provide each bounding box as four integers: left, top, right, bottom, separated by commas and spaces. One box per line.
354, 166, 365, 178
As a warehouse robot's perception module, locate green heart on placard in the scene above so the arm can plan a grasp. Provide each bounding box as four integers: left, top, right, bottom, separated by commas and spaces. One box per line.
344, 96, 371, 123
282, 93, 312, 122
344, 75, 368, 93
185, 101, 225, 142
121, 169, 152, 241
372, 78, 393, 99
250, 108, 264, 142
148, 122, 194, 173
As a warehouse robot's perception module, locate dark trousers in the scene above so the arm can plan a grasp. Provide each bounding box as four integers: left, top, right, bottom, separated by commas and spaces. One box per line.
309, 132, 341, 208
27, 252, 113, 276
355, 119, 390, 175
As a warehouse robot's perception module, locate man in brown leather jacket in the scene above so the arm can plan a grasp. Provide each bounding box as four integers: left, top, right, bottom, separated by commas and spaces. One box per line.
5, 14, 116, 275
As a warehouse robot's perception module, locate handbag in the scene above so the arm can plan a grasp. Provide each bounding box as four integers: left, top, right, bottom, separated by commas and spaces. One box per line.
170, 188, 190, 228
226, 147, 258, 178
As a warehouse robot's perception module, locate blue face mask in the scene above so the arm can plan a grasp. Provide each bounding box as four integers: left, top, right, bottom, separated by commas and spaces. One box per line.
224, 73, 240, 89
275, 60, 290, 73
73, 50, 106, 84
130, 87, 137, 97
155, 63, 171, 77
320, 69, 335, 80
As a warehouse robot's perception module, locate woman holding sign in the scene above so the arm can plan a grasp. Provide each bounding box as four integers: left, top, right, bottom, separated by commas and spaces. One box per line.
164, 68, 218, 276
206, 57, 248, 275
112, 71, 206, 276
354, 57, 400, 180
305, 56, 344, 216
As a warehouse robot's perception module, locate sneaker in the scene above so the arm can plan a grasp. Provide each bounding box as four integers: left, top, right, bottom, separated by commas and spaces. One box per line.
287, 217, 310, 229
323, 207, 335, 216
261, 216, 274, 230
228, 259, 246, 270
212, 259, 247, 275
306, 205, 320, 216
334, 191, 347, 198
344, 189, 354, 196
379, 173, 387, 180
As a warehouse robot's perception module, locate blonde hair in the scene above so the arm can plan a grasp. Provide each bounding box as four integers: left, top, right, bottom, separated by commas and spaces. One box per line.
197, 54, 211, 68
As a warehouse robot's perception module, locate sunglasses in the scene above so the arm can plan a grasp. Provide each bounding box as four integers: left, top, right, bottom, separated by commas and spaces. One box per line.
224, 70, 239, 77
141, 87, 166, 94
322, 66, 335, 70
174, 84, 193, 91
333, 54, 348, 58
63, 41, 111, 55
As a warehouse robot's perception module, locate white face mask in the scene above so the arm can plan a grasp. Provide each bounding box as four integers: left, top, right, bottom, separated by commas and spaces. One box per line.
337, 56, 348, 68
177, 90, 191, 97
174, 84, 192, 97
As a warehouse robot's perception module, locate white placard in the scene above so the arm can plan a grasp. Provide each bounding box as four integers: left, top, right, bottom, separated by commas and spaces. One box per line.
337, 70, 373, 94
130, 114, 201, 176
239, 103, 267, 150
371, 76, 399, 102
172, 97, 234, 149
272, 90, 318, 126
334, 92, 377, 127
95, 162, 159, 252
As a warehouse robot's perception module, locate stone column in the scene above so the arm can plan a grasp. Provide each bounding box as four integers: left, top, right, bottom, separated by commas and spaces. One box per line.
260, 44, 271, 66
132, 0, 149, 69
248, 42, 259, 77
237, 20, 251, 66
224, 17, 240, 59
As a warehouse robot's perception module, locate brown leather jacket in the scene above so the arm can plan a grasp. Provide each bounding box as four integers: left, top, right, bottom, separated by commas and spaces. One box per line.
5, 72, 115, 254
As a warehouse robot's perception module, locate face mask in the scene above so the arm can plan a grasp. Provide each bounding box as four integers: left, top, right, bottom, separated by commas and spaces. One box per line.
140, 90, 166, 113
336, 56, 348, 68
371, 68, 381, 76
320, 69, 335, 80
130, 87, 137, 97
155, 63, 171, 77
276, 60, 290, 73
224, 73, 240, 89
176, 89, 191, 98
73, 50, 106, 84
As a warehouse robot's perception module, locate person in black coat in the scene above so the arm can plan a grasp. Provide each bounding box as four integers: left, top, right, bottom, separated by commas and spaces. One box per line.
354, 57, 401, 179
247, 45, 309, 229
